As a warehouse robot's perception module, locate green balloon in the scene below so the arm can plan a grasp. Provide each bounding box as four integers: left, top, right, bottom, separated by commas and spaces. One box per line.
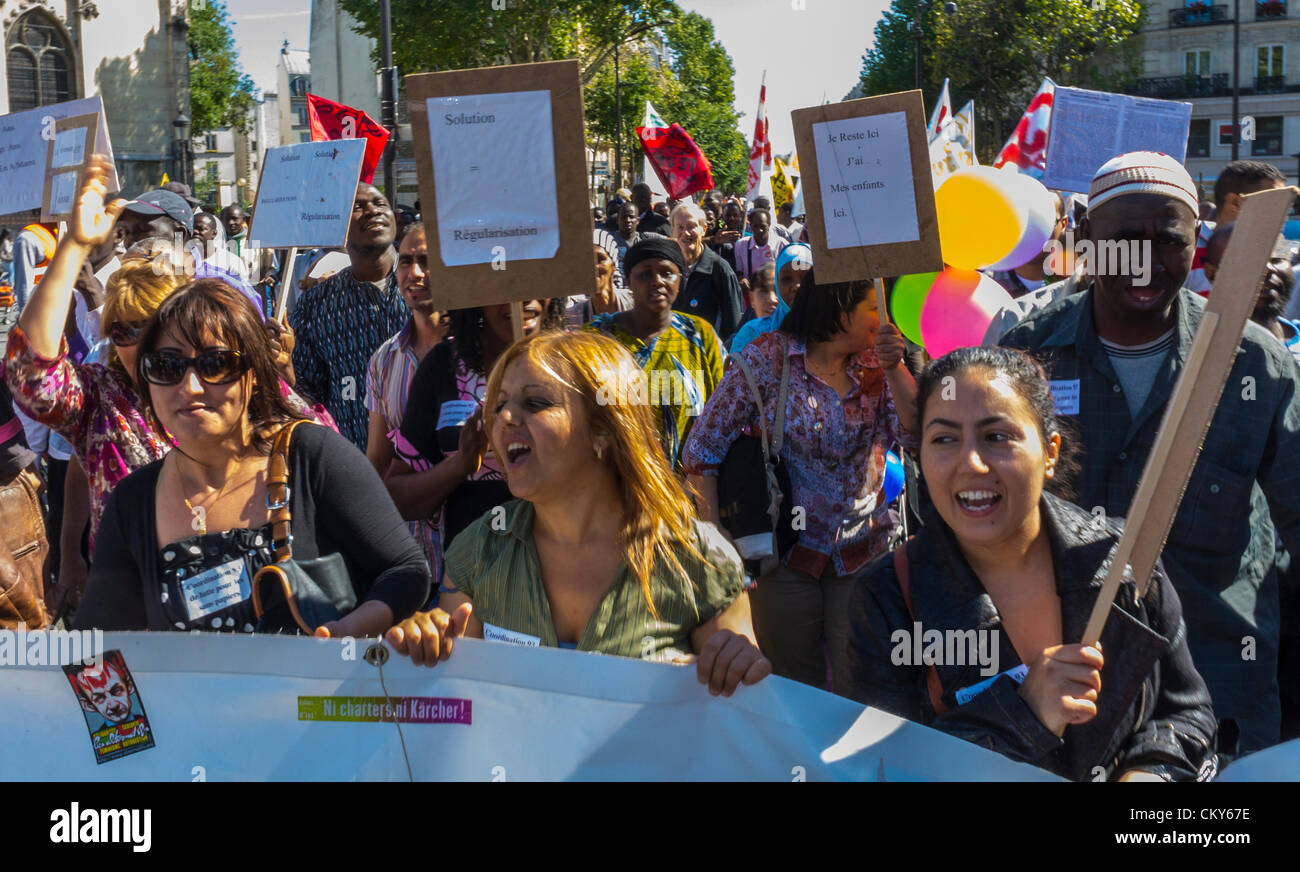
892, 272, 939, 346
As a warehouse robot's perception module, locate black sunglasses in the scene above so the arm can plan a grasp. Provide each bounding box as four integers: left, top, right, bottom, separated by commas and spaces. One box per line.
141, 349, 249, 386
108, 320, 146, 347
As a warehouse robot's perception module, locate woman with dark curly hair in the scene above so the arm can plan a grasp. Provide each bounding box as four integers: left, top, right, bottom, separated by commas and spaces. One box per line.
383, 299, 565, 591
846, 345, 1218, 781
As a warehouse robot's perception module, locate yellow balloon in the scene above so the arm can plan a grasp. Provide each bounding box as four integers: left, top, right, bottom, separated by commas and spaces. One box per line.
935, 168, 1024, 270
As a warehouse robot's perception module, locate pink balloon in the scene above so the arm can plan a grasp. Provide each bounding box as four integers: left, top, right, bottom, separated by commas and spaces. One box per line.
919, 268, 1015, 357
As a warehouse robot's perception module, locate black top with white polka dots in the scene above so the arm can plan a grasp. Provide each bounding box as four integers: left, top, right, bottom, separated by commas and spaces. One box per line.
158, 526, 276, 633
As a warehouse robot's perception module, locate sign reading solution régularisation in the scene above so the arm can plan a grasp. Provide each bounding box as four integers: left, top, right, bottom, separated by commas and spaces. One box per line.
247, 138, 367, 249
426, 90, 560, 266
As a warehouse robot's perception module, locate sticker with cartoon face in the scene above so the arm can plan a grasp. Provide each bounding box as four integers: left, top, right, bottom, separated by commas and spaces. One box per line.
64, 650, 156, 764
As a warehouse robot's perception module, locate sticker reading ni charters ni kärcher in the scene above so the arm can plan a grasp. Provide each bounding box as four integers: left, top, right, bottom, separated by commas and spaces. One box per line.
297, 696, 472, 724
64, 650, 156, 764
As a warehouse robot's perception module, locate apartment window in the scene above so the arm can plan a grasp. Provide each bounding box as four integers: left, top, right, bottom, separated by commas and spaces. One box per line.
290, 77, 309, 97
299, 132, 311, 143
1251, 115, 1284, 155
1186, 49, 1211, 76
204, 134, 218, 152
296, 106, 309, 127
1188, 119, 1211, 157
205, 163, 218, 182
1258, 45, 1285, 77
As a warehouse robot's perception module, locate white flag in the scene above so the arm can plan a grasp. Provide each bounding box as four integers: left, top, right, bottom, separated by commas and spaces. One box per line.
926, 78, 953, 142
643, 101, 669, 198
929, 100, 978, 186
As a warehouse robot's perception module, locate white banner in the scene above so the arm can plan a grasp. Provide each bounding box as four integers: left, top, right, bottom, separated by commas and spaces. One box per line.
0, 633, 1063, 781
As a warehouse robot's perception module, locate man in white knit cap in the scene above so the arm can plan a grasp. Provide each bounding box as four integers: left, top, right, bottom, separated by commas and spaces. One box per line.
998, 150, 1300, 756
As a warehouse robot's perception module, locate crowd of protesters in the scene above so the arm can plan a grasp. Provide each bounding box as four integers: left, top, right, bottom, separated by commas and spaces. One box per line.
3, 146, 1300, 780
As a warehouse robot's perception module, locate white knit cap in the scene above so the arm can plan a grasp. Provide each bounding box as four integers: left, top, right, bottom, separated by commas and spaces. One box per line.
1087, 151, 1199, 217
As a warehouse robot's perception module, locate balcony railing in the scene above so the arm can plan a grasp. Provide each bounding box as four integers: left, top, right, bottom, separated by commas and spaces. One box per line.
1127, 73, 1230, 99
1257, 0, 1287, 20
1256, 75, 1288, 93
1171, 4, 1231, 26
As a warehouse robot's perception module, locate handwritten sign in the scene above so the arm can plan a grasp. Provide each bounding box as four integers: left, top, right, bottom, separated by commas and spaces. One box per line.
247, 138, 366, 249
0, 96, 117, 217
792, 91, 942, 283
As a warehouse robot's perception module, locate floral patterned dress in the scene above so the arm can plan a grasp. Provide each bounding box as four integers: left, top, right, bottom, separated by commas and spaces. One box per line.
5, 325, 335, 553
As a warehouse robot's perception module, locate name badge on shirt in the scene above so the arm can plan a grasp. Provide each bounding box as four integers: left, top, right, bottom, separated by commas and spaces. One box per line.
1049, 379, 1080, 415
482, 621, 541, 647
436, 400, 479, 431
181, 557, 251, 621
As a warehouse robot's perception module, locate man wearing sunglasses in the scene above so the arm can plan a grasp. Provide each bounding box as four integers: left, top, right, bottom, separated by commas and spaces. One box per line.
289, 184, 407, 451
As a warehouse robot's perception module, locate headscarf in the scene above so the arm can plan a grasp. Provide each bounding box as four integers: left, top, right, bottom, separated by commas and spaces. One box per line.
730, 243, 813, 354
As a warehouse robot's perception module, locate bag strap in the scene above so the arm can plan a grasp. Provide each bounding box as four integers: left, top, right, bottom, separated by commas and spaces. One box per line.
772, 334, 791, 456
730, 352, 770, 458
266, 420, 307, 563
892, 540, 949, 716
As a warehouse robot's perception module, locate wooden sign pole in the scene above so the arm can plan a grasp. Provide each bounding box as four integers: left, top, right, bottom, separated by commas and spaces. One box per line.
1080, 185, 1297, 646
273, 246, 298, 322
510, 300, 525, 343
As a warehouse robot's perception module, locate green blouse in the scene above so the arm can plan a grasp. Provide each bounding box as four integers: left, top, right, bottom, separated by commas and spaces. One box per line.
443, 500, 746, 660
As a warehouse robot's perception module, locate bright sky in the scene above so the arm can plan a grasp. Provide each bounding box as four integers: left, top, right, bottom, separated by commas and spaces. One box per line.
223, 0, 890, 155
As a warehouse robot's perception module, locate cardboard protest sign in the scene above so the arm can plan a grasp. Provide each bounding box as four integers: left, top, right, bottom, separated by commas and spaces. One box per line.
0, 96, 117, 217
406, 59, 594, 311
792, 91, 942, 285
1043, 87, 1191, 195
247, 139, 367, 249
41, 113, 98, 223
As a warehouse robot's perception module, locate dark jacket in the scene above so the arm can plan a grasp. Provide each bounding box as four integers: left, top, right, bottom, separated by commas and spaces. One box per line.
673, 246, 743, 346
847, 492, 1218, 781
1000, 287, 1300, 752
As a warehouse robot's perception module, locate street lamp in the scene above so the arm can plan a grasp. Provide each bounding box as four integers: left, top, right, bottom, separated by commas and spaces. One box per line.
172, 110, 192, 189
911, 2, 958, 91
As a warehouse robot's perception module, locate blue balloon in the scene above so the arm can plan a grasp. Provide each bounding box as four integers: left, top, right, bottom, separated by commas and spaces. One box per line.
884, 451, 905, 504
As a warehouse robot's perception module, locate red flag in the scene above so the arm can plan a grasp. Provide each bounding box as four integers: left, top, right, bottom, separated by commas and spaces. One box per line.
746, 76, 771, 201
306, 93, 390, 185
993, 79, 1055, 178
636, 123, 715, 200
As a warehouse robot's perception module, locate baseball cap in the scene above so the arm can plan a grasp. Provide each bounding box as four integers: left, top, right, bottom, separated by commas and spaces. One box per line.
123, 190, 194, 233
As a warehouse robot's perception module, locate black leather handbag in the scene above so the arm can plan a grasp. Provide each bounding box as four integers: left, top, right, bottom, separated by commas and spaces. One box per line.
251, 421, 357, 634
717, 338, 797, 577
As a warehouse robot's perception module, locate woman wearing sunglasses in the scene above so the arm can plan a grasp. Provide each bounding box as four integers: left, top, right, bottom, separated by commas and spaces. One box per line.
74, 278, 430, 634
5, 156, 327, 553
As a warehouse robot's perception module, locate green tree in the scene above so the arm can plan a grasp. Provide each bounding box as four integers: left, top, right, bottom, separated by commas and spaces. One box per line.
188, 0, 258, 135
341, 0, 746, 194
859, 0, 1143, 162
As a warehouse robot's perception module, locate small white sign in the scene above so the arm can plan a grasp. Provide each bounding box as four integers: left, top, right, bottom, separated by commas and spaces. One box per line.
248, 139, 367, 248
426, 90, 560, 266
0, 96, 117, 216
51, 126, 87, 169
811, 111, 920, 250
180, 558, 251, 622
1049, 379, 1081, 415
482, 622, 542, 648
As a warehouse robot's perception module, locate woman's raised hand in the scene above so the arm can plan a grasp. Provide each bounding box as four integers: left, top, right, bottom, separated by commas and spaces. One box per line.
385, 603, 474, 667
71, 155, 127, 247
1018, 641, 1104, 736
